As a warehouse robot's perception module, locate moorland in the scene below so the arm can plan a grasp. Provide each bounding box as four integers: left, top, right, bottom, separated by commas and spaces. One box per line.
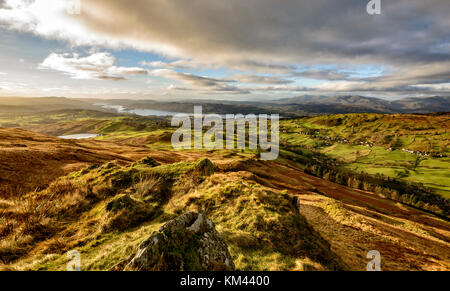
0, 97, 449, 271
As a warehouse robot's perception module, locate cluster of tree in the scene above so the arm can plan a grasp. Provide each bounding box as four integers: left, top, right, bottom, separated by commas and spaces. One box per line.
121, 117, 171, 131
282, 144, 449, 218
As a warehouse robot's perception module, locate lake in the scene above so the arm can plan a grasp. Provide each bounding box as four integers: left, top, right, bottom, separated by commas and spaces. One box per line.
58, 134, 99, 139
95, 103, 184, 116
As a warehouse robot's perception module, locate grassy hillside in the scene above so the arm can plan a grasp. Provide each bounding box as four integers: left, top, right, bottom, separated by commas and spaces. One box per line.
280, 113, 450, 198
0, 127, 153, 197
0, 109, 170, 136
0, 111, 449, 271
0, 97, 97, 113
1, 145, 449, 271
281, 113, 449, 153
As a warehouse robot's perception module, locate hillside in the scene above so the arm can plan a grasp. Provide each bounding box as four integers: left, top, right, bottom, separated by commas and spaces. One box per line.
0, 97, 97, 113
0, 109, 171, 137
282, 113, 449, 153
275, 96, 450, 114
280, 113, 450, 198
0, 129, 449, 271
1, 96, 448, 118
0, 128, 152, 197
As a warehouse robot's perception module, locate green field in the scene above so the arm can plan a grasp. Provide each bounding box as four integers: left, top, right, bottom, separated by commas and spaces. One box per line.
1, 110, 449, 199
280, 114, 450, 198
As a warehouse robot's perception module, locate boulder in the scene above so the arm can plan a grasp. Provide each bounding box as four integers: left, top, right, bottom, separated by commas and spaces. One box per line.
125, 212, 234, 271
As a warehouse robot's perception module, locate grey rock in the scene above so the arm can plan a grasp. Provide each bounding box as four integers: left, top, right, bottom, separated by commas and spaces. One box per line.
125, 211, 234, 271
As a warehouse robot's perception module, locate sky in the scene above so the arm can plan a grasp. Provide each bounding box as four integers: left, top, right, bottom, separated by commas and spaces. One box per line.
0, 0, 449, 101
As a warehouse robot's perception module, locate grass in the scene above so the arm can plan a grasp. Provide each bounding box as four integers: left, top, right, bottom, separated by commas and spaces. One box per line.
0, 157, 184, 269
165, 172, 346, 270
280, 114, 450, 199
281, 113, 449, 154
1, 156, 347, 271
0, 110, 449, 271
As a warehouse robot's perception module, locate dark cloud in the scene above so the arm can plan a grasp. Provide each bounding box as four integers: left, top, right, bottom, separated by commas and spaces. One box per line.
74, 0, 450, 66
2, 0, 450, 96
228, 74, 294, 85
151, 69, 249, 93
293, 70, 351, 81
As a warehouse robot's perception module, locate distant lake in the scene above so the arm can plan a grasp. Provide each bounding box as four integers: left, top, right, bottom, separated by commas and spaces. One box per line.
95, 103, 184, 116
58, 134, 99, 139
127, 108, 185, 116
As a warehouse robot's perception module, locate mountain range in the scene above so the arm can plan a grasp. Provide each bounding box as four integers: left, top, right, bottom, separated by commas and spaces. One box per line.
0, 95, 449, 116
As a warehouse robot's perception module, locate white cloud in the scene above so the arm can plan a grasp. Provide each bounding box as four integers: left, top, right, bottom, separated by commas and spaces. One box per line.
141, 60, 201, 71
1, 0, 450, 97
0, 0, 180, 54
39, 52, 148, 80
150, 69, 248, 93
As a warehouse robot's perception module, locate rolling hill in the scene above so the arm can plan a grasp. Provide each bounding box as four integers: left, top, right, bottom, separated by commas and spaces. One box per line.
0, 128, 449, 270
1, 96, 449, 117
0, 128, 152, 197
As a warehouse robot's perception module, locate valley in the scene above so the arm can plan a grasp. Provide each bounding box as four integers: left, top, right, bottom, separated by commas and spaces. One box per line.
0, 107, 449, 271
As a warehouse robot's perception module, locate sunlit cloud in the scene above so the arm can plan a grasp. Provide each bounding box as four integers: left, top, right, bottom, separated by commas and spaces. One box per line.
1, 0, 450, 98
150, 69, 248, 93
39, 52, 148, 80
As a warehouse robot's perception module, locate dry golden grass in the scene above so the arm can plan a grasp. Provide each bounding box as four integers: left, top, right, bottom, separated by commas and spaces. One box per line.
0, 128, 155, 198
0, 128, 448, 271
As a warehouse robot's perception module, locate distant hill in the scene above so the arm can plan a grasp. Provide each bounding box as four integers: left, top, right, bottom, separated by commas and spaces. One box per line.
274, 95, 450, 114
0, 97, 97, 113
91, 95, 450, 116
1, 95, 449, 116
389, 96, 450, 112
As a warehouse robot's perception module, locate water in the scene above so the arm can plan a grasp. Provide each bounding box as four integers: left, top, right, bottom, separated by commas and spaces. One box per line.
58, 133, 99, 139
126, 108, 185, 116
97, 104, 127, 113
95, 103, 184, 116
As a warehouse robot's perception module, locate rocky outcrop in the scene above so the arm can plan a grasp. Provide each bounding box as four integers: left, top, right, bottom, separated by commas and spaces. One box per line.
125, 212, 234, 271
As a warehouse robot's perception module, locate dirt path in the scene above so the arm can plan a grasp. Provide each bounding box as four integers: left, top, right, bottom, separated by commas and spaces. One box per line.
299, 194, 450, 270
244, 161, 450, 270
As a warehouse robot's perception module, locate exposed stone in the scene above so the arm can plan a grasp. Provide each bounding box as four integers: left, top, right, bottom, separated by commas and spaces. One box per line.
125, 211, 234, 271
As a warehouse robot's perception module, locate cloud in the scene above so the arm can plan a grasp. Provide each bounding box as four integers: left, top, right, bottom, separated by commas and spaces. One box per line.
39, 52, 148, 80
152, 69, 309, 93
228, 74, 294, 85
150, 69, 247, 93
3, 0, 448, 66
312, 62, 450, 93
247, 85, 311, 92
1, 0, 450, 97
293, 70, 351, 81
141, 60, 200, 71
